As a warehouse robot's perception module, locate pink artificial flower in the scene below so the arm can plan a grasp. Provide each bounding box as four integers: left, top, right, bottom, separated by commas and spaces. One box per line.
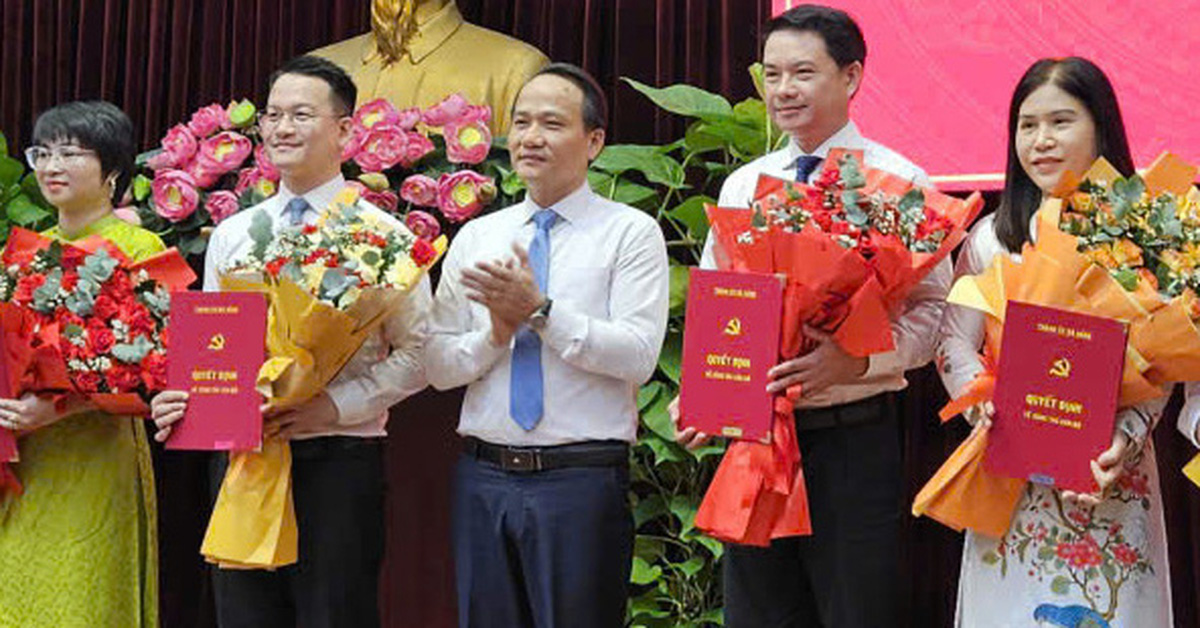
186, 159, 222, 189
462, 104, 492, 125
436, 170, 496, 223
396, 107, 422, 130
404, 132, 435, 166
353, 99, 401, 130
254, 144, 280, 182
152, 170, 201, 222
353, 123, 409, 172
112, 206, 142, 226
234, 167, 278, 198
187, 103, 233, 137
341, 126, 365, 163
444, 118, 492, 165
422, 93, 470, 127
149, 124, 199, 170
194, 131, 253, 176
204, 190, 241, 225
348, 181, 400, 213
400, 174, 438, 207
405, 210, 441, 240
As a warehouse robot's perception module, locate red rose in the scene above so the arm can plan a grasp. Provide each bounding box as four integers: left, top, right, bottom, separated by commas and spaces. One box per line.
93, 294, 120, 320
87, 321, 116, 354
410, 238, 438, 267
125, 306, 158, 338
14, 274, 47, 304
73, 370, 104, 393
106, 363, 143, 392
141, 353, 168, 391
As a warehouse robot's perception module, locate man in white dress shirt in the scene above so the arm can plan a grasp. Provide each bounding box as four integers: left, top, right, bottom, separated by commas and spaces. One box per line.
673, 6, 949, 627
151, 55, 430, 628
424, 63, 669, 628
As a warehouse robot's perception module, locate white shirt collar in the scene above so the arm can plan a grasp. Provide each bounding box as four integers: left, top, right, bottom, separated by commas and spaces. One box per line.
273, 173, 348, 218
523, 182, 594, 225
783, 121, 866, 166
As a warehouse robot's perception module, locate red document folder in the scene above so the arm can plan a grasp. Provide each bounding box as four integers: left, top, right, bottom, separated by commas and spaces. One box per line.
165, 292, 266, 451
679, 269, 783, 442
987, 301, 1127, 493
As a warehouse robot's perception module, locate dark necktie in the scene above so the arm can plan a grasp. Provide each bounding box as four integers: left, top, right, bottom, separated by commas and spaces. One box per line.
795, 155, 824, 182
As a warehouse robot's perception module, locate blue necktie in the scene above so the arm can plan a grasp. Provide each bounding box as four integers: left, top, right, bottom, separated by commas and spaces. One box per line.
283, 196, 310, 227
795, 155, 823, 182
510, 209, 558, 430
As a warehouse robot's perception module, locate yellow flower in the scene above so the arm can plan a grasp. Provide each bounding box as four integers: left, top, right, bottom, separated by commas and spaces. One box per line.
384, 256, 420, 290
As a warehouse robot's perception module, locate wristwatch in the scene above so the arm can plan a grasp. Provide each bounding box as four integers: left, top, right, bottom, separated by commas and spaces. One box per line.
529, 297, 553, 332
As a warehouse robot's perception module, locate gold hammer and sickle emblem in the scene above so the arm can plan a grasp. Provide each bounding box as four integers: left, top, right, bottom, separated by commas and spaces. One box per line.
208, 334, 227, 351
724, 317, 743, 337
1049, 357, 1071, 379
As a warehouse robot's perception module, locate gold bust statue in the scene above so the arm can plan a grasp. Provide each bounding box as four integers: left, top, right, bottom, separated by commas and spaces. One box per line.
312, 0, 548, 134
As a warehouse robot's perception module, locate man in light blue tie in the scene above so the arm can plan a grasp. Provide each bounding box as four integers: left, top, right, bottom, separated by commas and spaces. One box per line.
425, 63, 669, 628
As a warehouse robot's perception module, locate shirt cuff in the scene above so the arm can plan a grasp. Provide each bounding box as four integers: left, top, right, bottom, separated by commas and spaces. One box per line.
862, 349, 901, 380
539, 302, 588, 355
325, 381, 369, 427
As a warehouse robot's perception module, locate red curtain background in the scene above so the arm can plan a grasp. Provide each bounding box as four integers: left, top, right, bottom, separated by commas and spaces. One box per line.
1, 2, 1198, 627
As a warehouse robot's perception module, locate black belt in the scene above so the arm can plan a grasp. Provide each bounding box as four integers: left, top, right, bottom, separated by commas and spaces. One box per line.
794, 392, 893, 431
463, 437, 629, 472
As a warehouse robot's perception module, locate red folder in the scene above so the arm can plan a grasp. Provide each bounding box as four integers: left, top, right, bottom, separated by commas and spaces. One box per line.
679, 269, 783, 442
987, 301, 1126, 493
166, 292, 266, 451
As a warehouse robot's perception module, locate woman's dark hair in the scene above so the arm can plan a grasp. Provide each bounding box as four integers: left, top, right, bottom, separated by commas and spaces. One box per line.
32, 101, 136, 206
269, 54, 358, 116
527, 62, 609, 131
764, 4, 867, 69
995, 57, 1133, 252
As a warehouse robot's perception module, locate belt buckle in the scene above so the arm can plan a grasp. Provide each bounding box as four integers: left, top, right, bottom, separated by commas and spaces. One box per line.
501, 448, 542, 472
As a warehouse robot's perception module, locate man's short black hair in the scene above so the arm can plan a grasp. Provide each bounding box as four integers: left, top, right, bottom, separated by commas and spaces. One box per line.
269, 55, 358, 116
32, 100, 135, 206
527, 63, 608, 131
764, 4, 867, 68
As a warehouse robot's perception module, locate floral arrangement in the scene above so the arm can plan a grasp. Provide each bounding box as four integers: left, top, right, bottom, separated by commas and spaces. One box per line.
132, 94, 512, 256
697, 155, 983, 546
752, 152, 958, 255
221, 188, 446, 310
1058, 161, 1200, 317
0, 230, 194, 403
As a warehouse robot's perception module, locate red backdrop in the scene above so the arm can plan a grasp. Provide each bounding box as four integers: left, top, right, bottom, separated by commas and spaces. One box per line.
773, 0, 1200, 189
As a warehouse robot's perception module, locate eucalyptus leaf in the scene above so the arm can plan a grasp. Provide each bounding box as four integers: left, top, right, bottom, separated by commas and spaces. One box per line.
78, 248, 119, 285
112, 335, 155, 363
249, 210, 275, 259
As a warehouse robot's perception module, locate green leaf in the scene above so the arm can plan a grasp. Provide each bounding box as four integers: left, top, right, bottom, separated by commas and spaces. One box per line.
612, 179, 660, 208
593, 145, 686, 190
6, 194, 51, 226
676, 556, 705, 578
668, 494, 698, 535
1050, 575, 1072, 595
0, 155, 23, 188
1112, 267, 1139, 291
898, 188, 925, 217
630, 556, 663, 585
684, 121, 730, 155
657, 329, 682, 384
633, 494, 669, 529
644, 434, 686, 466
637, 381, 665, 412
623, 78, 734, 122
79, 248, 119, 285
668, 195, 713, 242
668, 264, 690, 317
981, 551, 1001, 565
228, 99, 258, 128
0, 131, 8, 156
113, 335, 155, 363
132, 174, 153, 202
499, 164, 525, 197
249, 210, 274, 259
1037, 546, 1056, 561
641, 388, 676, 442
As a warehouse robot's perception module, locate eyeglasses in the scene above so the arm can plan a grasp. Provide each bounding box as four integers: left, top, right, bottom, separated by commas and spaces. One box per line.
257, 109, 344, 130
24, 145, 96, 170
